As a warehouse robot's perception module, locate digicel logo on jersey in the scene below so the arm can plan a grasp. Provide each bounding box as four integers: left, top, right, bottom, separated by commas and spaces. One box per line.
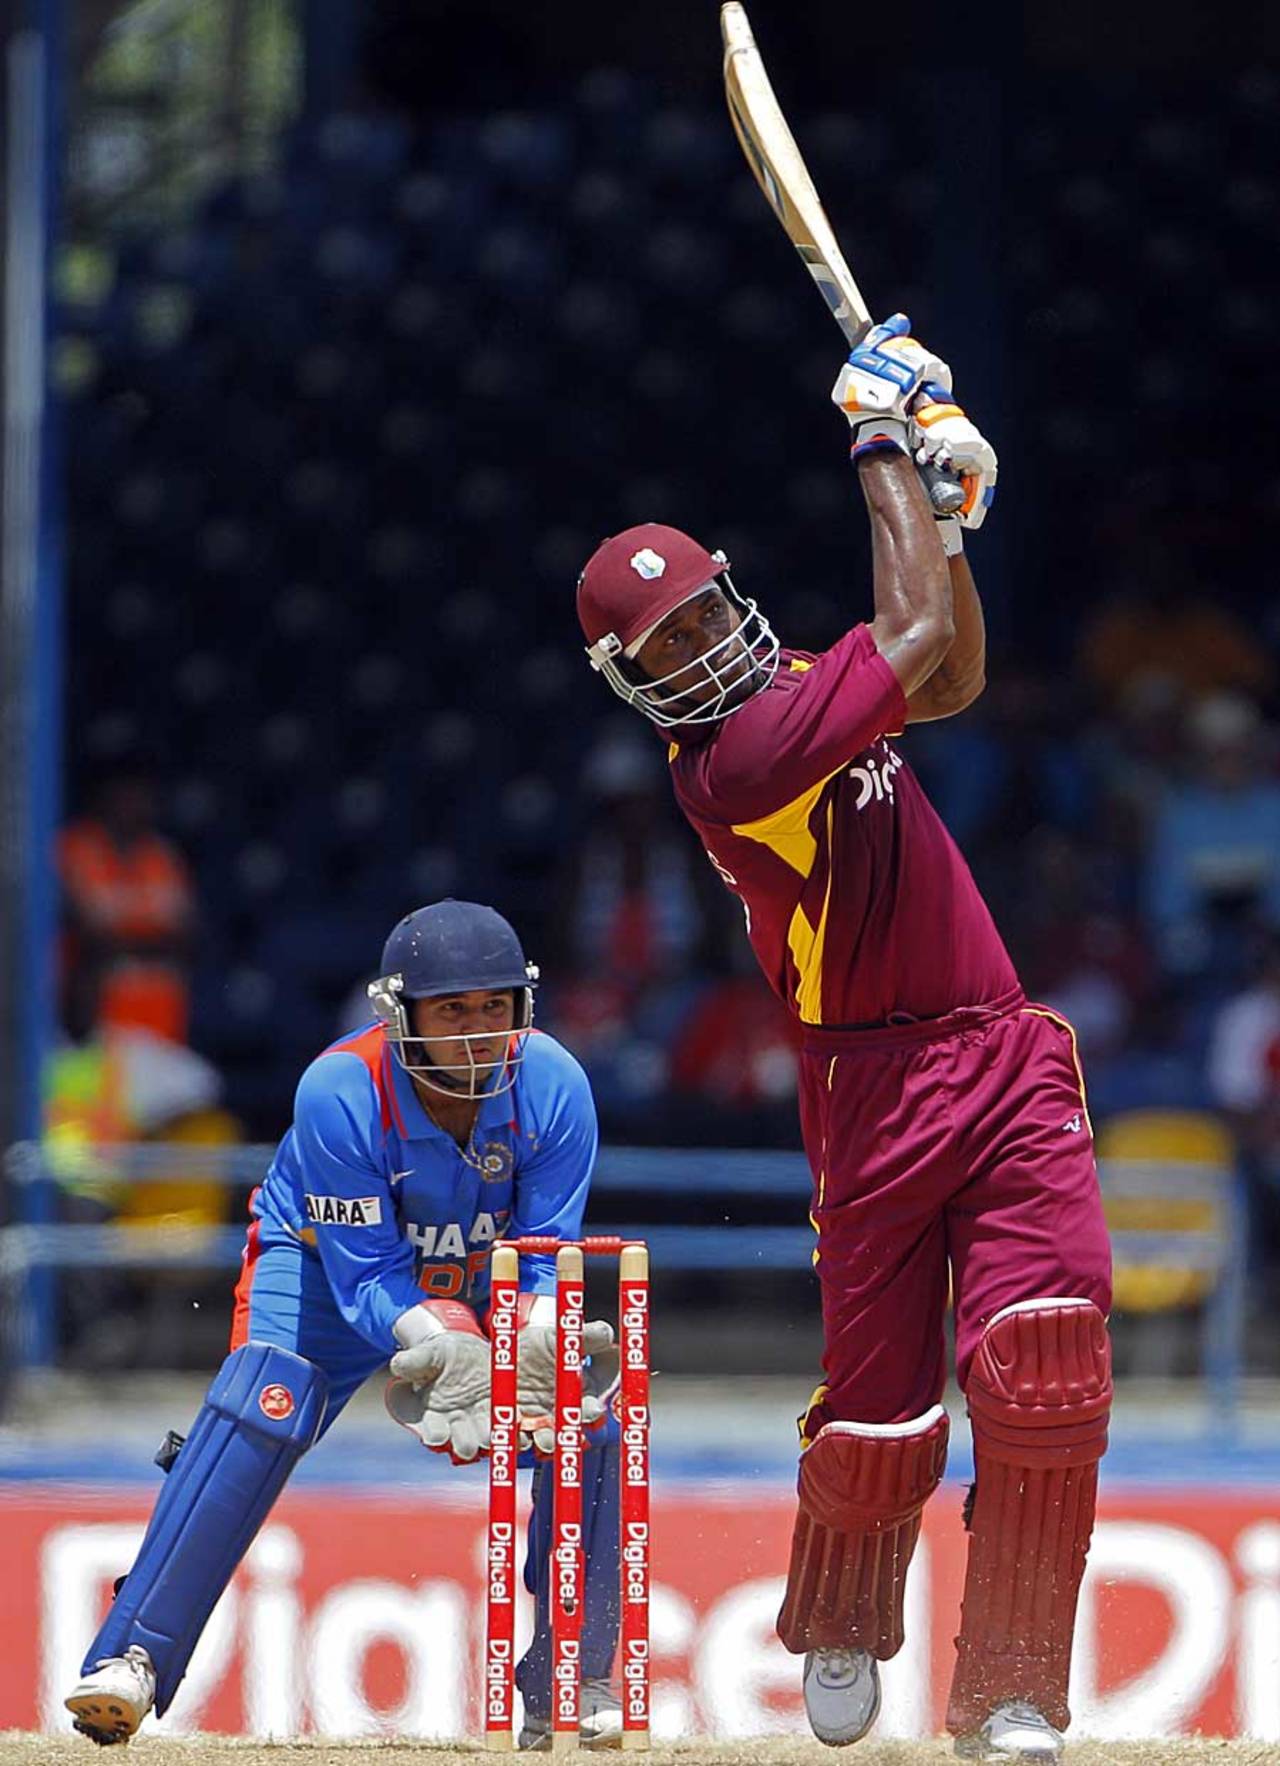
848, 742, 904, 811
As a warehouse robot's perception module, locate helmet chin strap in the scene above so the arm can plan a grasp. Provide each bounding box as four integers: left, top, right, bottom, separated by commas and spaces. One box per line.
390, 1027, 524, 1101
424, 1068, 469, 1094
411, 1057, 507, 1101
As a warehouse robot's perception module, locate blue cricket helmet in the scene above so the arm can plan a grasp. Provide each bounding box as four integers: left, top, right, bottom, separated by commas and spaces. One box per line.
368, 900, 539, 1097
380, 899, 536, 999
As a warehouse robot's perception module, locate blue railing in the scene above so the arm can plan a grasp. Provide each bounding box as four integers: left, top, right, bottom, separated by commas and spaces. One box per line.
1, 1139, 1248, 1425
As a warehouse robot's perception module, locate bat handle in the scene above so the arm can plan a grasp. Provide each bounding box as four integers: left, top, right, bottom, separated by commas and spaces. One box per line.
911, 383, 967, 515
922, 464, 966, 516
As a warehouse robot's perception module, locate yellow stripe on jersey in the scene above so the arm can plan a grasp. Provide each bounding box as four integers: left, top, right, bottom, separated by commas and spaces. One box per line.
788, 800, 835, 1022
789, 657, 813, 672
789, 876, 832, 1021
730, 768, 835, 876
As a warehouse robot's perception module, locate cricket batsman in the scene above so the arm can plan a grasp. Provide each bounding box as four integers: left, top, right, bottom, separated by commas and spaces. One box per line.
65, 899, 624, 1750
575, 318, 1112, 1762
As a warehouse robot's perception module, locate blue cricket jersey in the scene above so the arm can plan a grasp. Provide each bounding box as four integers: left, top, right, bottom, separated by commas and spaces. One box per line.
247, 1022, 598, 1350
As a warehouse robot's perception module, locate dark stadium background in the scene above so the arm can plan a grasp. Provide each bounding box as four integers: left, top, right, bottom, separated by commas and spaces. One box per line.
2, 0, 1278, 1382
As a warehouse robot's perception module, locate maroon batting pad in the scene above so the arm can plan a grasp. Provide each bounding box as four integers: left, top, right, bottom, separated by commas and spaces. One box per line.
776, 1407, 949, 1658
947, 1299, 1112, 1735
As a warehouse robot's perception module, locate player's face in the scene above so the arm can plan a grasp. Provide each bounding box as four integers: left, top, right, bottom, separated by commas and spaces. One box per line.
634, 585, 757, 709
410, 989, 517, 1085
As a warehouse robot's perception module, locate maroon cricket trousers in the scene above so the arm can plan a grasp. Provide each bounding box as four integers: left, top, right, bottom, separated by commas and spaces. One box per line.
797, 986, 1114, 1435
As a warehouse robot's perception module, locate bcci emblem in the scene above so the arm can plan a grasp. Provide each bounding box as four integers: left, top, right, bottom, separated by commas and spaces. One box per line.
629, 548, 666, 580
258, 1383, 295, 1421
477, 1141, 515, 1183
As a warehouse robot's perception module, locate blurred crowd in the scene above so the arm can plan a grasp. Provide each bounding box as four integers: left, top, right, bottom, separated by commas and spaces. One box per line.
45, 64, 1280, 1359
52, 632, 1280, 1335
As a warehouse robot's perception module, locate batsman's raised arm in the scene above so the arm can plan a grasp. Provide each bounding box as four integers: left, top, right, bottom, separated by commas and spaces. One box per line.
832, 312, 996, 711
858, 451, 954, 697
903, 549, 986, 723
900, 375, 997, 722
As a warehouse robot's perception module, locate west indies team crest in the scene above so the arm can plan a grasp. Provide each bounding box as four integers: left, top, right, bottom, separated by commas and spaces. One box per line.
629, 547, 666, 580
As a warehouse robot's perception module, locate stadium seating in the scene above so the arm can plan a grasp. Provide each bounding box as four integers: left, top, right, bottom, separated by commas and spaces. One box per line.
57, 69, 1277, 1141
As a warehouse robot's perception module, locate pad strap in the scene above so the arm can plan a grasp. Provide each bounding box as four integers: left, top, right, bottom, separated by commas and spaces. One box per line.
948, 1299, 1112, 1735
777, 1407, 948, 1657
84, 1342, 327, 1716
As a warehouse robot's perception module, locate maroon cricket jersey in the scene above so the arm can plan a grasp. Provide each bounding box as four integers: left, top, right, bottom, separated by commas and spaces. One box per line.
669, 623, 1019, 1027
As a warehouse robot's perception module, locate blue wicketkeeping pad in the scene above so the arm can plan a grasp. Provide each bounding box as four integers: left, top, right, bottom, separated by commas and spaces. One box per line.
82, 1341, 327, 1716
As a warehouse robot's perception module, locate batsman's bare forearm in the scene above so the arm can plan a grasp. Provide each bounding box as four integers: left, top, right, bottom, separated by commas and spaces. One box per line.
904, 551, 986, 722
861, 454, 955, 697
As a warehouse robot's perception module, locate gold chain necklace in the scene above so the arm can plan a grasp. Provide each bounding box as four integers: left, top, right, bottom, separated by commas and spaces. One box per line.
457, 1124, 491, 1175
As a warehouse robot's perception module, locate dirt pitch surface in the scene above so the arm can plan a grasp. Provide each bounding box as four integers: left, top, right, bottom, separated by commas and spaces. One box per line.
4, 1736, 1278, 1766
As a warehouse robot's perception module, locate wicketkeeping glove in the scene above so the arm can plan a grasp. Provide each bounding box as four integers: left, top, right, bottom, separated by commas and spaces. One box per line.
831, 313, 952, 466
387, 1301, 491, 1464
516, 1319, 617, 1456
910, 382, 998, 531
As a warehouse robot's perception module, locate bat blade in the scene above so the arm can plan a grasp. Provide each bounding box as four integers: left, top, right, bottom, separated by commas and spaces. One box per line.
720, 1, 966, 516
720, 1, 870, 346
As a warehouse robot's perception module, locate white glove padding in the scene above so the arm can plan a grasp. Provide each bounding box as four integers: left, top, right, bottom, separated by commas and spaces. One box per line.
832, 313, 952, 464
910, 387, 998, 531
388, 1329, 491, 1464
517, 1320, 615, 1456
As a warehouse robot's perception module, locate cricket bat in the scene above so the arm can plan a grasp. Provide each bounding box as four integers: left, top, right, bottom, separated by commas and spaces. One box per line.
721, 2, 964, 514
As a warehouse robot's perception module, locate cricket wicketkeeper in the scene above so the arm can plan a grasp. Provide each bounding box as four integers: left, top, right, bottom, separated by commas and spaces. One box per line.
576, 316, 1112, 1763
65, 900, 623, 1751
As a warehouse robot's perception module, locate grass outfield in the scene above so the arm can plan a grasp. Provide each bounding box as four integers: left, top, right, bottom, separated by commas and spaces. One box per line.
3, 1738, 1278, 1765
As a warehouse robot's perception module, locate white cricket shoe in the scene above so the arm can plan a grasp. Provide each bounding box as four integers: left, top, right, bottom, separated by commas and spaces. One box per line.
802, 1648, 881, 1746
65, 1645, 156, 1746
518, 1678, 622, 1750
954, 1699, 1064, 1761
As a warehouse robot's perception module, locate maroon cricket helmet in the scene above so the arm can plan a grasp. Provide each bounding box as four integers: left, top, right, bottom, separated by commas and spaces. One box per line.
576, 523, 727, 655
576, 521, 780, 729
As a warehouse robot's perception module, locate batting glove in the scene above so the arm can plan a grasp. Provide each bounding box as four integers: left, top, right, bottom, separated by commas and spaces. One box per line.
832, 313, 952, 466
910, 381, 998, 530
387, 1300, 491, 1464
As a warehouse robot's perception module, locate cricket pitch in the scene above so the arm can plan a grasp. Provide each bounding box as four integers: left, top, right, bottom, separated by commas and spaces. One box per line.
3, 1737, 1278, 1765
